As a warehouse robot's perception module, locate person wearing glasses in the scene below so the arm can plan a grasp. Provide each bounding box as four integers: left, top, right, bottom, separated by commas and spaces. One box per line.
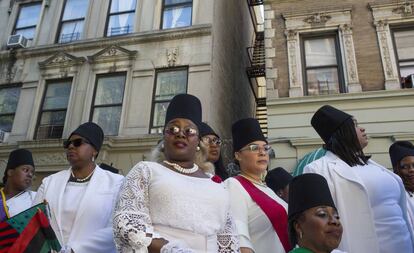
113, 94, 239, 253
0, 149, 35, 221
389, 141, 414, 229
225, 118, 291, 253
33, 122, 124, 253
199, 122, 229, 181
303, 105, 414, 253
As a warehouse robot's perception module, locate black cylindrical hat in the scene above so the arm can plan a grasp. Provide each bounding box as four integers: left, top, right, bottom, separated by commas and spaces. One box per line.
6, 149, 35, 171
288, 173, 336, 220
232, 118, 267, 152
389, 141, 414, 168
265, 167, 293, 192
69, 122, 104, 151
311, 105, 352, 144
164, 94, 202, 128
199, 122, 219, 137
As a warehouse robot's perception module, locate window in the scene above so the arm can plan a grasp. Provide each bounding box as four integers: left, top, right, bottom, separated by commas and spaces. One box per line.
0, 87, 21, 133
57, 0, 89, 43
150, 68, 188, 133
91, 73, 126, 136
106, 0, 136, 36
302, 35, 344, 96
393, 28, 414, 78
13, 3, 42, 39
36, 80, 72, 139
161, 0, 192, 29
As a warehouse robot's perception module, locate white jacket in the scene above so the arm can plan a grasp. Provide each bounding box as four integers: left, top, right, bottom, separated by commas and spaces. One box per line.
33, 165, 124, 253
304, 151, 414, 253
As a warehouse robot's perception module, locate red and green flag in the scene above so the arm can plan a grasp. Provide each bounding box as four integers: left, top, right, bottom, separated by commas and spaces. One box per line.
0, 202, 61, 253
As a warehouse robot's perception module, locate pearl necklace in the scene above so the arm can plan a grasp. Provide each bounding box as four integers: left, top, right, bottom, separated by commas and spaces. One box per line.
240, 173, 267, 187
71, 168, 95, 182
163, 160, 199, 174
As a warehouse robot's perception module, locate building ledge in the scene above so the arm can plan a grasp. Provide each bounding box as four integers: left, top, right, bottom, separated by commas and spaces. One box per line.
0, 24, 212, 59
267, 89, 414, 106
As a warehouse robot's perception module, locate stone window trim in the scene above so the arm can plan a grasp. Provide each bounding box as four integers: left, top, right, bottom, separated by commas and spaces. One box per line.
282, 8, 361, 97
370, 1, 414, 90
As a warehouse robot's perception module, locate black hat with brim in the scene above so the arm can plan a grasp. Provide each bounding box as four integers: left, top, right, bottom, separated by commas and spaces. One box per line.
311, 105, 352, 144
164, 94, 202, 128
265, 167, 293, 192
288, 173, 336, 220
232, 118, 267, 152
389, 141, 414, 168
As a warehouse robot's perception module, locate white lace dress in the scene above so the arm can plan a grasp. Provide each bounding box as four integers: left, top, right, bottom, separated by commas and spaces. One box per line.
113, 161, 239, 253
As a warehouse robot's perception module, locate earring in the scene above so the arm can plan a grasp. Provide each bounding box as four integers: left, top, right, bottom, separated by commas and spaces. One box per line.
92, 156, 95, 162
196, 146, 200, 151
161, 143, 164, 149
299, 231, 303, 239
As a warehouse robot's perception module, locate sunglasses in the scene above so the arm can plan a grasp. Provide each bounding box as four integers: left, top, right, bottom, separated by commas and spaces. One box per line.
63, 138, 90, 149
201, 136, 222, 146
164, 125, 198, 137
239, 144, 272, 153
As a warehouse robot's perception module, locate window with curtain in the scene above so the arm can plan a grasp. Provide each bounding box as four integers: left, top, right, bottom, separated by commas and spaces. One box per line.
150, 68, 188, 133
36, 80, 72, 139
106, 0, 137, 36
393, 28, 414, 79
13, 3, 42, 40
302, 35, 344, 96
57, 0, 89, 43
0, 86, 21, 133
91, 73, 126, 136
161, 0, 192, 29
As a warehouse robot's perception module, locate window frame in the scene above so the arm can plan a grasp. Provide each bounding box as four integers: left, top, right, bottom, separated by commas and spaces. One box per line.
300, 32, 345, 96
391, 25, 414, 80
160, 0, 193, 30
149, 67, 189, 133
55, 0, 89, 43
34, 78, 73, 140
0, 84, 22, 133
104, 0, 137, 37
89, 72, 127, 136
12, 2, 42, 40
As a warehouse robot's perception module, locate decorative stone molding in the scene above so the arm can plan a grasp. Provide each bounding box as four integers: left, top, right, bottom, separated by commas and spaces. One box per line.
369, 1, 414, 90
303, 13, 332, 26
282, 8, 361, 96
166, 48, 179, 67
38, 52, 86, 79
38, 52, 86, 69
87, 45, 137, 64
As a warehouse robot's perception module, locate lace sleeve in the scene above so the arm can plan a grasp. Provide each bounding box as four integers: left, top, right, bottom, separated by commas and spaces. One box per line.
113, 162, 156, 251
217, 212, 240, 253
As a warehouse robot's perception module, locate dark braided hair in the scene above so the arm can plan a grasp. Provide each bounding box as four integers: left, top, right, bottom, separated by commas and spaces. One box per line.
324, 118, 369, 167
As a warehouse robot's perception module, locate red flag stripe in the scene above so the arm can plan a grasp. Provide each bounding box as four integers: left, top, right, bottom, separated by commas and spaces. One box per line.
0, 228, 18, 238
8, 212, 41, 253
0, 237, 17, 246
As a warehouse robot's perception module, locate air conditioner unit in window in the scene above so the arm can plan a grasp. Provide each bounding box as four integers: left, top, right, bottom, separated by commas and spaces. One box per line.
7, 34, 28, 49
0, 130, 10, 143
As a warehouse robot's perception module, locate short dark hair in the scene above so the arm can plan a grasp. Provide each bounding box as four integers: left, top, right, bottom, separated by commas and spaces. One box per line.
324, 118, 369, 167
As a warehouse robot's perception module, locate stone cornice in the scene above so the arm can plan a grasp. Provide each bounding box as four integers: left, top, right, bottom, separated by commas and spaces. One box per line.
0, 25, 212, 59
267, 89, 414, 106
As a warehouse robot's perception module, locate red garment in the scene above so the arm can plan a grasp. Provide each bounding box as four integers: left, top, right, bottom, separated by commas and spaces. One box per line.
235, 176, 291, 252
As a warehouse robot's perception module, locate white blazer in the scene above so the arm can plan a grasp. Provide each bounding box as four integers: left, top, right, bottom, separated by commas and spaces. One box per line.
304, 151, 414, 253
33, 165, 124, 253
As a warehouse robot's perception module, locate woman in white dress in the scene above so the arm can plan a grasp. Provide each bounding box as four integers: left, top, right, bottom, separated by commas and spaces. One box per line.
113, 94, 239, 253
34, 122, 124, 253
0, 148, 36, 220
389, 141, 414, 229
225, 118, 291, 253
304, 105, 414, 253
